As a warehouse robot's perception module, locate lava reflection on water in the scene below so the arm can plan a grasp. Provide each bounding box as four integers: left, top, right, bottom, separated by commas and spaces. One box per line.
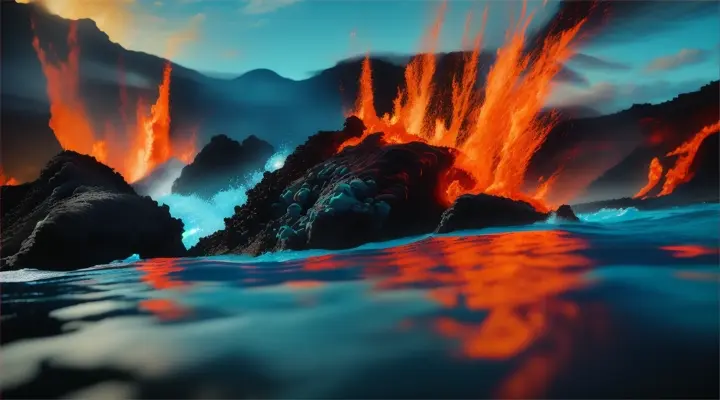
295, 230, 595, 379
135, 258, 190, 321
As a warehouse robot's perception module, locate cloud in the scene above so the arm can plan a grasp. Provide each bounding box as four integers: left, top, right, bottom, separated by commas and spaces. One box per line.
548, 79, 709, 114
241, 0, 301, 15
570, 53, 631, 71
554, 66, 590, 87
645, 48, 710, 72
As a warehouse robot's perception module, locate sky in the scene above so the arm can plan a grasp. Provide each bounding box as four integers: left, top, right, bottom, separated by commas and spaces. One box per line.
23, 0, 720, 114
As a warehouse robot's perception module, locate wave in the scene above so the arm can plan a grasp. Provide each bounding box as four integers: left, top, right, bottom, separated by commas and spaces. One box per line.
155, 150, 290, 248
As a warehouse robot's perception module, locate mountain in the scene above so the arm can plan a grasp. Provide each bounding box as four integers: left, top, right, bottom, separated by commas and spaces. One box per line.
525, 81, 719, 204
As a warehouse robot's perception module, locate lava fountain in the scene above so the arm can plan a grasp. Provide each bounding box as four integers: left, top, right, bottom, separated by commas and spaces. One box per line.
31, 19, 196, 183
342, 1, 587, 211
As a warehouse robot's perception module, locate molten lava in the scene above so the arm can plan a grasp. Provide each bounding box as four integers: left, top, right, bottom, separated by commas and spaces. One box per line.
632, 157, 662, 199
31, 19, 196, 183
343, 1, 587, 211
31, 20, 107, 163
126, 62, 174, 182
0, 170, 19, 186
657, 121, 719, 197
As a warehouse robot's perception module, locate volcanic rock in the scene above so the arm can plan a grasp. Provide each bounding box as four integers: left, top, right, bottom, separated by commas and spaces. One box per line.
435, 194, 549, 234
192, 116, 458, 255
0, 151, 186, 270
171, 134, 275, 199
555, 204, 580, 221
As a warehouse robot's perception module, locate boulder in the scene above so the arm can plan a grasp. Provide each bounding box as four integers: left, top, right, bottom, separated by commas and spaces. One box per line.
435, 194, 549, 234
171, 134, 275, 199
555, 204, 580, 222
1, 151, 186, 270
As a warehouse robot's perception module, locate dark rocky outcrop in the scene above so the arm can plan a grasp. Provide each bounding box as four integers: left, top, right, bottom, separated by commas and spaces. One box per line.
555, 204, 580, 222
193, 117, 557, 256
192, 117, 461, 255
435, 194, 549, 234
1, 151, 185, 270
171, 135, 275, 199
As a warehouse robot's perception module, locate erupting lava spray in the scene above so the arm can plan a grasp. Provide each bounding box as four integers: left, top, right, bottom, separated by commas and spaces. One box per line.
657, 121, 720, 197
31, 19, 196, 183
343, 1, 587, 211
632, 157, 663, 199
633, 121, 719, 198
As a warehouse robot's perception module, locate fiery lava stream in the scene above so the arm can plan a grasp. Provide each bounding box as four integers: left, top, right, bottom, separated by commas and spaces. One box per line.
634, 121, 720, 199
31, 19, 196, 183
343, 1, 587, 211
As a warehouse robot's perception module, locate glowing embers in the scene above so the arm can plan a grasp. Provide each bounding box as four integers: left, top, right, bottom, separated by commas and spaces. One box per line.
31, 19, 196, 182
343, 1, 587, 209
634, 121, 720, 198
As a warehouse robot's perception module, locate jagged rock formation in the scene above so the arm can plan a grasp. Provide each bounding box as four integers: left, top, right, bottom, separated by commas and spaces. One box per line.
436, 194, 548, 234
1, 151, 185, 270
171, 135, 275, 199
192, 117, 571, 256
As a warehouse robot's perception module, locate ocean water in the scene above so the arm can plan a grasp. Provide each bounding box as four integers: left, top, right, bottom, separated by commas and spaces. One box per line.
1, 203, 719, 399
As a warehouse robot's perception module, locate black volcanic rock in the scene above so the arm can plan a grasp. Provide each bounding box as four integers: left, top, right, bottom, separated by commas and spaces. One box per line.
191, 117, 366, 256
555, 204, 580, 222
435, 194, 548, 234
192, 116, 461, 255
0, 151, 185, 270
171, 135, 275, 199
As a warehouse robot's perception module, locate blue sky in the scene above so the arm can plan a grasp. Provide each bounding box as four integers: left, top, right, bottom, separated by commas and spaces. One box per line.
36, 0, 720, 113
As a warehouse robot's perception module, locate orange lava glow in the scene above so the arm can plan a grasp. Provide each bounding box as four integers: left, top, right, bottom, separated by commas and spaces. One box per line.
31, 20, 197, 183
300, 229, 592, 361
126, 62, 174, 182
139, 298, 190, 321
31, 20, 108, 163
657, 121, 719, 197
660, 245, 720, 259
0, 170, 20, 186
136, 258, 189, 290
632, 157, 662, 199
342, 1, 587, 211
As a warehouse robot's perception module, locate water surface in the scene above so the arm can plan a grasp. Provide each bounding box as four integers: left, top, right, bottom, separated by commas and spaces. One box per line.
2, 204, 719, 399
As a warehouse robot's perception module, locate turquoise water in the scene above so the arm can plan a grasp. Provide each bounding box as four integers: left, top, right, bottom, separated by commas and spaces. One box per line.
1, 204, 719, 398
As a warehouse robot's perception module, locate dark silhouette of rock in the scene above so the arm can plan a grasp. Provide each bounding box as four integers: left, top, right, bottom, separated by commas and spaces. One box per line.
192, 117, 459, 255
1, 151, 185, 270
555, 204, 580, 221
171, 135, 275, 199
435, 194, 548, 234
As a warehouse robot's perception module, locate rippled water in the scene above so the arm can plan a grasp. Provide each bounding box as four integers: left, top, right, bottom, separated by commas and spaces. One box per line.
2, 204, 719, 399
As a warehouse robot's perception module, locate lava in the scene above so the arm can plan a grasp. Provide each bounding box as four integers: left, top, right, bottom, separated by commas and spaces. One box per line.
0, 170, 19, 186
126, 62, 174, 182
632, 157, 662, 199
343, 1, 587, 211
31, 20, 107, 163
657, 121, 719, 197
31, 19, 196, 183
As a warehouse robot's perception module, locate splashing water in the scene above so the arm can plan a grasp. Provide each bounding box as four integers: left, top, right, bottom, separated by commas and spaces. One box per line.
156, 150, 289, 248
